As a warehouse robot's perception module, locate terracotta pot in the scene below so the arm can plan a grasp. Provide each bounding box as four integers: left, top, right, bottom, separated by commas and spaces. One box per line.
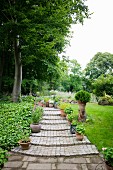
60, 110, 66, 117
18, 141, 30, 150
46, 102, 49, 107
30, 124, 41, 133
105, 162, 113, 170
76, 132, 84, 141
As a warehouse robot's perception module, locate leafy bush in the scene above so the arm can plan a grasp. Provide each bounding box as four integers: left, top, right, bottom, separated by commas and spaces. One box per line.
0, 102, 32, 150
22, 95, 35, 103
98, 95, 113, 106
75, 90, 91, 103
64, 107, 73, 114
0, 148, 9, 168
58, 102, 70, 110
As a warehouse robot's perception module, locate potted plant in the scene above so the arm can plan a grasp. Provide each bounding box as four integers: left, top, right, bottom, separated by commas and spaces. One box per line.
75, 90, 91, 122
53, 96, 60, 108
30, 107, 43, 133
18, 133, 31, 150
64, 106, 73, 115
67, 114, 74, 125
49, 99, 54, 107
59, 102, 70, 117
44, 97, 50, 107
75, 124, 85, 141
102, 147, 113, 170
70, 120, 77, 134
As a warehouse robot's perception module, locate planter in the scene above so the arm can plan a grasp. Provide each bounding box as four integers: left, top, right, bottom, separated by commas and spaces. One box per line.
105, 161, 113, 170
46, 102, 49, 107
70, 124, 76, 134
18, 140, 30, 150
60, 110, 66, 117
49, 103, 54, 107
30, 124, 41, 133
76, 132, 84, 141
38, 102, 43, 107
54, 102, 58, 108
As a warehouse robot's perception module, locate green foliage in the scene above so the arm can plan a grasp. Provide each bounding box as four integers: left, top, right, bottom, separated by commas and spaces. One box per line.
31, 107, 43, 124
67, 114, 74, 122
98, 95, 113, 106
59, 59, 83, 92
0, 101, 32, 150
22, 95, 35, 103
0, 0, 90, 97
71, 120, 77, 126
102, 147, 113, 166
76, 124, 85, 134
85, 52, 113, 80
58, 102, 70, 110
64, 106, 73, 114
19, 132, 30, 143
92, 75, 113, 97
0, 148, 9, 168
75, 90, 91, 103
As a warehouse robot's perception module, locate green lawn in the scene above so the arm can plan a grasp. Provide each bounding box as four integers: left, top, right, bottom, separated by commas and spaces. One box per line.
71, 103, 113, 151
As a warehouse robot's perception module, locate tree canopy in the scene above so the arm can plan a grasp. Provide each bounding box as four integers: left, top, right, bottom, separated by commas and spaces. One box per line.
0, 0, 90, 101
85, 52, 113, 80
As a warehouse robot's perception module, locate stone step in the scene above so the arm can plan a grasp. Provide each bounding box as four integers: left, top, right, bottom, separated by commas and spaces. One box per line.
40, 119, 67, 124
43, 110, 61, 116
44, 107, 60, 111
12, 144, 99, 157
31, 130, 75, 137
41, 124, 69, 131
30, 136, 91, 146
43, 115, 62, 120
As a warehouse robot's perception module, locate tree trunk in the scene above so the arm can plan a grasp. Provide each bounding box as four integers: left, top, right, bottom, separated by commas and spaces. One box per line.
12, 36, 22, 102
77, 101, 86, 122
0, 49, 5, 93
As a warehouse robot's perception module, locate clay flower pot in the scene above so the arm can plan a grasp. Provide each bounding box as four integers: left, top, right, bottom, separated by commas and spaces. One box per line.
30, 124, 41, 133
18, 139, 31, 150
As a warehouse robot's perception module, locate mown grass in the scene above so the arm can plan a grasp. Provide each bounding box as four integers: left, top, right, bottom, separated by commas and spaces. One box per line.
71, 103, 113, 151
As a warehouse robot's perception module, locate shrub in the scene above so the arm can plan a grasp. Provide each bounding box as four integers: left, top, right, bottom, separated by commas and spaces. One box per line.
0, 148, 9, 168
75, 90, 91, 103
58, 102, 70, 110
0, 102, 32, 150
98, 95, 113, 106
64, 107, 73, 114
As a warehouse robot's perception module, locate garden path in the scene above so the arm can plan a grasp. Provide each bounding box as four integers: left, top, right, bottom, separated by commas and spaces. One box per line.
3, 108, 106, 170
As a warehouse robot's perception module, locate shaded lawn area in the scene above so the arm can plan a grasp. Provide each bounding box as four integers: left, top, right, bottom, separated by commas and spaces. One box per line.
71, 103, 113, 151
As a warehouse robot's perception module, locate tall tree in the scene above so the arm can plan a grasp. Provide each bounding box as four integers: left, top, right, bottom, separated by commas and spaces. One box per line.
85, 52, 113, 80
0, 0, 89, 102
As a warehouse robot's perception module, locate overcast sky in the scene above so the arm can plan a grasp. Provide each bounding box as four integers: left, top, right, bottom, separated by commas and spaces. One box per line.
63, 0, 113, 69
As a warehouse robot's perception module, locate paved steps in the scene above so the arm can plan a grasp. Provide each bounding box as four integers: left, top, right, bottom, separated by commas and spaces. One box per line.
30, 136, 91, 146
31, 130, 75, 137
12, 144, 98, 157
11, 108, 99, 157
41, 119, 67, 124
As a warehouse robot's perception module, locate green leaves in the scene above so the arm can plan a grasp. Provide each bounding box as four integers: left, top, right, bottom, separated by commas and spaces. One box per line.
0, 102, 32, 150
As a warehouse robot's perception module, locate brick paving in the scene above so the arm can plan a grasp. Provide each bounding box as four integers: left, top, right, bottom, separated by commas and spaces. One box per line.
2, 108, 106, 170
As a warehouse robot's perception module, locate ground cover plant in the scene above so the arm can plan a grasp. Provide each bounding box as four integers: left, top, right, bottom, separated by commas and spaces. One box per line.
0, 101, 33, 150
71, 103, 113, 150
